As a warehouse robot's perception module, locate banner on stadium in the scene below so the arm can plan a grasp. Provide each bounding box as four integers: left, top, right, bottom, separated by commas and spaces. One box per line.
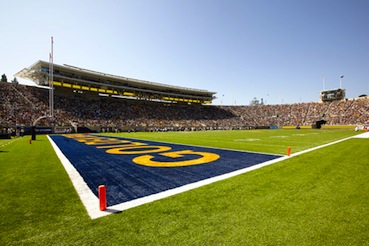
54, 127, 73, 134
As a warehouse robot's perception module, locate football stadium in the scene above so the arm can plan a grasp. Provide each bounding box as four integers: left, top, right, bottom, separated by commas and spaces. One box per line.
1, 61, 369, 245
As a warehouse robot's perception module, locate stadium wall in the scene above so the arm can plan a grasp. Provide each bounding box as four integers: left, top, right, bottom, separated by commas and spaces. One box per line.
282, 126, 312, 129
321, 125, 355, 129
282, 125, 356, 130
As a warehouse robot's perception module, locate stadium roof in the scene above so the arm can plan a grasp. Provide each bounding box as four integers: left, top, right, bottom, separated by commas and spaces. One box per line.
15, 60, 216, 104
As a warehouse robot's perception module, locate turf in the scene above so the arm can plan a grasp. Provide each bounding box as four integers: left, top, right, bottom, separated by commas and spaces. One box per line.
1, 129, 368, 245
109, 128, 359, 154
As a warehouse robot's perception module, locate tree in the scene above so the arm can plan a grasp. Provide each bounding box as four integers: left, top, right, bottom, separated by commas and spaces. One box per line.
11, 77, 19, 84
1, 74, 8, 82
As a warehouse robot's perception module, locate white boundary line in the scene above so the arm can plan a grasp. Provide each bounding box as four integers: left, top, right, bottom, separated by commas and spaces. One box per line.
48, 136, 111, 219
353, 131, 369, 138
48, 132, 367, 219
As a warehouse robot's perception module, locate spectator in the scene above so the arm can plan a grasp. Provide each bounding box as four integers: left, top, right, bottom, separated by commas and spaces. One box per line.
1, 81, 368, 131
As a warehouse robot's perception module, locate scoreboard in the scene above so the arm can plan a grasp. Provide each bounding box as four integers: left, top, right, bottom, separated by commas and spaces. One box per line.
320, 88, 346, 102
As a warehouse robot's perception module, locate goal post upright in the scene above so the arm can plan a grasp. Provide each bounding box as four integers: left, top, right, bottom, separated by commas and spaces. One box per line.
49, 36, 54, 122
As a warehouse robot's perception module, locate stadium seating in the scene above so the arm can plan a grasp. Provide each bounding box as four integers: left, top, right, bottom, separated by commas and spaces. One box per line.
1, 82, 368, 132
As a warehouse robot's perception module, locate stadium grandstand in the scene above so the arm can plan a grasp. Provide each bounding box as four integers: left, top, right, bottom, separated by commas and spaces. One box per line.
1, 80, 368, 136
15, 60, 216, 104
0, 61, 368, 136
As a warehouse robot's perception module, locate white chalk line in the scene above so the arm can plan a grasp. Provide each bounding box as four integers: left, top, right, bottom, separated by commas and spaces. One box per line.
0, 137, 22, 148
48, 136, 107, 219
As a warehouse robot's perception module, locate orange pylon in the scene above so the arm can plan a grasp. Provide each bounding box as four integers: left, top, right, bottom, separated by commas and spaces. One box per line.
287, 147, 291, 156
98, 185, 107, 211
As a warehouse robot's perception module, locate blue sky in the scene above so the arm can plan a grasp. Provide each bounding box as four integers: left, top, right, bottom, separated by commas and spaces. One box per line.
2, 0, 368, 105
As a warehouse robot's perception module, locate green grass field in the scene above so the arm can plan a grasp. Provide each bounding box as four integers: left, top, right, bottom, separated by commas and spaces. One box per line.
1, 129, 369, 245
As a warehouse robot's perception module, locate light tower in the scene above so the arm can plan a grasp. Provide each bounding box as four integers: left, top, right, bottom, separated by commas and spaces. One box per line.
339, 75, 344, 89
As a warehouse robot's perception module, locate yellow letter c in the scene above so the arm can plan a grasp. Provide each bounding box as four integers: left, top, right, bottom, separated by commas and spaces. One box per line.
132, 150, 220, 167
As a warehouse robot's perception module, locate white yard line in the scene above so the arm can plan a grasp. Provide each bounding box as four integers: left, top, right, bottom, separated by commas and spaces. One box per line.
0, 137, 22, 148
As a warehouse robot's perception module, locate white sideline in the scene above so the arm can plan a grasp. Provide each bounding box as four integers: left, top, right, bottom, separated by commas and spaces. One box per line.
353, 131, 369, 138
48, 132, 367, 219
47, 136, 111, 219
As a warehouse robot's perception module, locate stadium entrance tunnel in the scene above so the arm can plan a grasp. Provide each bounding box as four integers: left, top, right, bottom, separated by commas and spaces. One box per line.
312, 120, 327, 129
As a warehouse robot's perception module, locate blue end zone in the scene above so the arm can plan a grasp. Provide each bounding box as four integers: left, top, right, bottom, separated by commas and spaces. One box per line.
50, 135, 281, 206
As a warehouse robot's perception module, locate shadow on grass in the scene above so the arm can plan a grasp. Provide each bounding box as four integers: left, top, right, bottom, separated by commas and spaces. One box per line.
105, 208, 122, 214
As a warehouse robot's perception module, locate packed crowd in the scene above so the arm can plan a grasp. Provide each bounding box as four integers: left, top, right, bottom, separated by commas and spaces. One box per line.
1, 82, 368, 130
